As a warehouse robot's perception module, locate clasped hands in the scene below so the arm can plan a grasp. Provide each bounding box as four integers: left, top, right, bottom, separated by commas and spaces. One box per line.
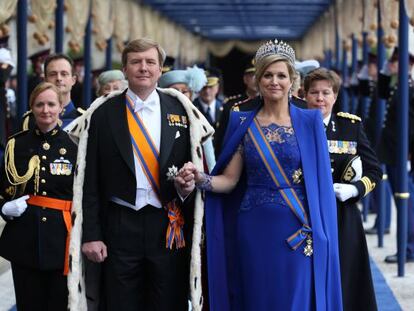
174, 162, 203, 197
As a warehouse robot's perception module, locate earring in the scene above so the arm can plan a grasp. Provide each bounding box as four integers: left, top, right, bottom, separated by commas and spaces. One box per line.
288, 88, 292, 100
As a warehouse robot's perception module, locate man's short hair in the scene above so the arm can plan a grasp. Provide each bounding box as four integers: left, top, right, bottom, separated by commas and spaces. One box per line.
122, 38, 166, 68
44, 53, 75, 76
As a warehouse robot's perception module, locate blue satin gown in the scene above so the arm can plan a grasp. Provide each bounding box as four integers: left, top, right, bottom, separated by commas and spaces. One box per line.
237, 123, 315, 310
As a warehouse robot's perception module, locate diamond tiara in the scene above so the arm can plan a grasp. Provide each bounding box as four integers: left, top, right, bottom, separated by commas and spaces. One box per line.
255, 39, 296, 65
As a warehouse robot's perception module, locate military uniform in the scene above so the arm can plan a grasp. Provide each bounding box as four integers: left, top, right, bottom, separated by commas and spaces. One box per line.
359, 78, 378, 143
326, 112, 381, 311
376, 74, 414, 261
21, 101, 83, 131
0, 125, 77, 311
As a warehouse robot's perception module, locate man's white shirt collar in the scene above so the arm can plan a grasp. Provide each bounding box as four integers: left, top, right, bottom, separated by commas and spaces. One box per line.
323, 114, 331, 127
199, 98, 216, 117
127, 88, 160, 112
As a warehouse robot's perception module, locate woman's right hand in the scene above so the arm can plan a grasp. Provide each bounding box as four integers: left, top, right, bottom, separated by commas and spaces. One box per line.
1, 195, 30, 217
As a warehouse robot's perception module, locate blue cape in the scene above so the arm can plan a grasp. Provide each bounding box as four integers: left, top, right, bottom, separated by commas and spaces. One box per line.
205, 103, 343, 311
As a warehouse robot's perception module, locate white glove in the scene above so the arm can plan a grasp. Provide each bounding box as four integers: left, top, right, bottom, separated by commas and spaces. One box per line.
333, 183, 359, 202
357, 65, 369, 80
1, 195, 30, 217
380, 60, 392, 76
350, 156, 363, 182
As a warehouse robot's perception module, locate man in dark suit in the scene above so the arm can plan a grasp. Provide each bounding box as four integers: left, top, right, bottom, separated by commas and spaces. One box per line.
22, 53, 82, 131
81, 38, 198, 310
193, 69, 223, 129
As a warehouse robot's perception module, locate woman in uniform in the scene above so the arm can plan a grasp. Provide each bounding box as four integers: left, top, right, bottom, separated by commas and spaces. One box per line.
0, 82, 77, 311
304, 67, 381, 311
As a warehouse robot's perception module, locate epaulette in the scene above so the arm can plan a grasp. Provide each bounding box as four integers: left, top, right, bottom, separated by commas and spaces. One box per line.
231, 97, 250, 111
77, 107, 86, 114
223, 94, 242, 104
22, 110, 33, 131
8, 129, 29, 140
22, 110, 32, 118
336, 112, 361, 122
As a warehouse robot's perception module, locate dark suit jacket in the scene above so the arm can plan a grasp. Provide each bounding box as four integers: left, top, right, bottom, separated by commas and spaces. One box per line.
193, 97, 223, 129
82, 90, 193, 243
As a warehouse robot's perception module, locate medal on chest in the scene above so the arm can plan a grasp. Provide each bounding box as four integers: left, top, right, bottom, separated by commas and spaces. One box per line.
50, 157, 73, 175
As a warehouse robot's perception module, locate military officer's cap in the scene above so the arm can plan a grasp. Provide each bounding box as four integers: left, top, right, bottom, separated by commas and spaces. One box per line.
244, 58, 255, 74
162, 56, 175, 74
204, 67, 221, 87
29, 48, 50, 63
389, 46, 414, 64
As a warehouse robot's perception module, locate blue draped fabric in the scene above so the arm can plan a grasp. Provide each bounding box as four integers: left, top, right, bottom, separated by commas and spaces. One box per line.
205, 103, 343, 311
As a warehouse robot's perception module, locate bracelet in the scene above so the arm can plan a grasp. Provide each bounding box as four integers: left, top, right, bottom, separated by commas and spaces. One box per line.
196, 172, 213, 191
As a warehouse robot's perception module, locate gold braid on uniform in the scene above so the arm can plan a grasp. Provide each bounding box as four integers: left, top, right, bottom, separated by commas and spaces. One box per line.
360, 176, 376, 196
22, 115, 30, 131
4, 138, 41, 195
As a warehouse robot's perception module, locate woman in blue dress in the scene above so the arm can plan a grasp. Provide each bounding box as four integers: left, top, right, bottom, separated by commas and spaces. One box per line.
176, 39, 343, 311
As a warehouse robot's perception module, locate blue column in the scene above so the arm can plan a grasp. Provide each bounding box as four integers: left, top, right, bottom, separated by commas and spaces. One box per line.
17, 0, 28, 118
341, 44, 349, 112
395, 0, 409, 277
327, 49, 332, 69
335, 34, 340, 70
55, 0, 64, 53
105, 38, 112, 70
362, 32, 368, 65
350, 34, 358, 114
324, 49, 333, 69
375, 2, 388, 247
83, 7, 92, 108
359, 32, 370, 119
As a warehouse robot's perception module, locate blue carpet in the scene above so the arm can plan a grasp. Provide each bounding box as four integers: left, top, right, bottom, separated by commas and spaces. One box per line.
370, 258, 402, 311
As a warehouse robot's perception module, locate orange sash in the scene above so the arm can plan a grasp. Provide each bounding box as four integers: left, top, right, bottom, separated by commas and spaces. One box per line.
27, 195, 72, 275
125, 95, 185, 250
125, 95, 161, 198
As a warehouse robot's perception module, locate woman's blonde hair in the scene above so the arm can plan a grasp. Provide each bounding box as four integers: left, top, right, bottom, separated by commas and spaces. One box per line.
29, 82, 63, 108
254, 55, 297, 91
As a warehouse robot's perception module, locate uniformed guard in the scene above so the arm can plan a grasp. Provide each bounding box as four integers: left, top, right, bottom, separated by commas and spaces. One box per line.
374, 47, 414, 263
358, 51, 378, 141
0, 82, 77, 311
21, 53, 83, 132
27, 48, 50, 99
0, 42, 14, 157
305, 68, 380, 311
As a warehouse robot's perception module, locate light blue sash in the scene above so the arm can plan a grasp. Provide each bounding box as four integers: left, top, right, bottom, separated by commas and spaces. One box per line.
247, 118, 313, 254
